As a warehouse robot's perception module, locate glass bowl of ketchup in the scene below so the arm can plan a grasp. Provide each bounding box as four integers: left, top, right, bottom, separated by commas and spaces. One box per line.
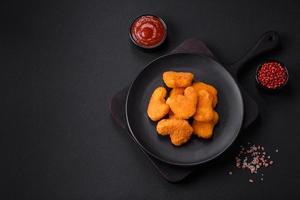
129, 14, 167, 49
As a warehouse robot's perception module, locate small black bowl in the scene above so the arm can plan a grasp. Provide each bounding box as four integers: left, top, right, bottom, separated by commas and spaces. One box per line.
255, 60, 289, 92
129, 14, 167, 49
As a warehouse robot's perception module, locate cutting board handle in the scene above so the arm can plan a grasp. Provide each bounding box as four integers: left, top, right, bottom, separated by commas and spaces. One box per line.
229, 31, 280, 78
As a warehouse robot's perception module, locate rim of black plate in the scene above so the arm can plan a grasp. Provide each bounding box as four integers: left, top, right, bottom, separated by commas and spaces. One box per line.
125, 53, 244, 166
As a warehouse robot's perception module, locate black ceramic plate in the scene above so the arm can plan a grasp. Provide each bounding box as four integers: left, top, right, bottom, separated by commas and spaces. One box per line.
126, 53, 244, 166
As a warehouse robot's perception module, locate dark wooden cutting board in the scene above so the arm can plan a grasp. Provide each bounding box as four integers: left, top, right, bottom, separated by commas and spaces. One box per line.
109, 38, 260, 182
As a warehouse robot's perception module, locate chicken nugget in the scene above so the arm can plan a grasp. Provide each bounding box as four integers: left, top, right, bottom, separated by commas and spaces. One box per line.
163, 71, 194, 88
157, 118, 193, 146
169, 87, 185, 97
166, 87, 198, 119
147, 87, 170, 121
168, 110, 176, 119
193, 90, 214, 122
168, 88, 184, 118
193, 111, 219, 139
192, 82, 218, 108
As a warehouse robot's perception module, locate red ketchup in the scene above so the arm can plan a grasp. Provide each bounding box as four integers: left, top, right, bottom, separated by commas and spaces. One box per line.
130, 15, 167, 48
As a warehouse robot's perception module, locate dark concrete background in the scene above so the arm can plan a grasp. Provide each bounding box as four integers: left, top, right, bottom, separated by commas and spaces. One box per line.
1, 0, 300, 199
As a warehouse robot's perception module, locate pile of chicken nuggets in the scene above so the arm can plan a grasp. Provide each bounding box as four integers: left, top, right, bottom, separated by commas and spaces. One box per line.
147, 71, 219, 146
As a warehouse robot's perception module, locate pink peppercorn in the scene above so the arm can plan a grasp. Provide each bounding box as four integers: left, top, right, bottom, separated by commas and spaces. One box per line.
256, 61, 288, 89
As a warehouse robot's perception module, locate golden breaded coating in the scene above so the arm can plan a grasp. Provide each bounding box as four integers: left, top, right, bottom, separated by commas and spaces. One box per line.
192, 82, 218, 108
157, 119, 193, 146
193, 90, 214, 122
168, 110, 176, 119
147, 71, 220, 146
163, 71, 194, 88
193, 111, 219, 139
147, 87, 170, 121
168, 88, 185, 118
169, 88, 185, 97
166, 87, 198, 119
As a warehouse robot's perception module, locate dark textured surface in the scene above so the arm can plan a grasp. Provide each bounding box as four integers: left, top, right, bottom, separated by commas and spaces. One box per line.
1, 0, 300, 199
